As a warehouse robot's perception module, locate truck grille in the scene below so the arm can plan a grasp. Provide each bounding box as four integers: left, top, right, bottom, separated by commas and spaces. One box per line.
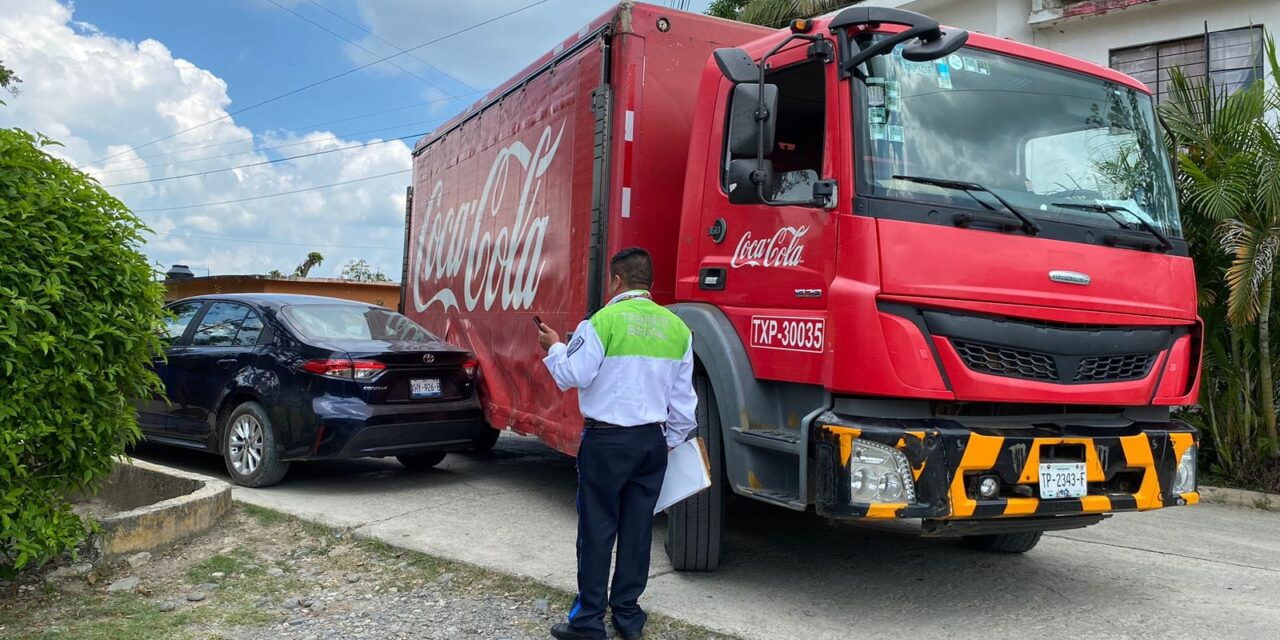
1073, 354, 1156, 383
953, 341, 1058, 382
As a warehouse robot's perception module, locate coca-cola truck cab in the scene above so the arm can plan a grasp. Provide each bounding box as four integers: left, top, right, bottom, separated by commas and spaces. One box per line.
402, 3, 1200, 571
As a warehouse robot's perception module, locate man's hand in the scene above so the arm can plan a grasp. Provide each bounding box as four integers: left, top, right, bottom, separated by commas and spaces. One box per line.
537, 322, 561, 352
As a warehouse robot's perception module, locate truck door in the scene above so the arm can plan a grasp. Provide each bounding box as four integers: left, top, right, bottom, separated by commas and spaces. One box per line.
692, 52, 838, 382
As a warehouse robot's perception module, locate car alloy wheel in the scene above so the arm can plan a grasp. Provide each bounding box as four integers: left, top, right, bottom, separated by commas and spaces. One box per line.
228, 414, 265, 476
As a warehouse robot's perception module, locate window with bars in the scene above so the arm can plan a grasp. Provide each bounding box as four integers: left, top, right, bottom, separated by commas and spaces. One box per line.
1109, 25, 1265, 102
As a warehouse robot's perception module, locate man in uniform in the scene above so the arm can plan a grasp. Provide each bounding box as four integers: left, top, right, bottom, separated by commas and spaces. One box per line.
538, 247, 697, 640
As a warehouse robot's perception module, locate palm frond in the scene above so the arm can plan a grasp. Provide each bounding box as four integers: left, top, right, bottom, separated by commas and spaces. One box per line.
738, 0, 852, 28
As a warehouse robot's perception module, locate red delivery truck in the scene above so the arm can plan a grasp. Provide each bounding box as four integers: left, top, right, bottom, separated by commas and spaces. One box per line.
401, 2, 1201, 571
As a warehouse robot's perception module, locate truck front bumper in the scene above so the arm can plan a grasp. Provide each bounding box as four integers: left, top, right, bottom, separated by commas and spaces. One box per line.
813, 411, 1199, 523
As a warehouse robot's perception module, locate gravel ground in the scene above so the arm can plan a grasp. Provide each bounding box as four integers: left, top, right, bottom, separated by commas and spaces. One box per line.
1, 504, 726, 640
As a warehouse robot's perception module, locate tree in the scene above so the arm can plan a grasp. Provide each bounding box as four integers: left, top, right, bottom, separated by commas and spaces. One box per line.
707, 0, 750, 20
339, 258, 391, 282
709, 0, 853, 28
0, 129, 166, 575
1162, 36, 1280, 476
0, 60, 20, 105
292, 251, 324, 278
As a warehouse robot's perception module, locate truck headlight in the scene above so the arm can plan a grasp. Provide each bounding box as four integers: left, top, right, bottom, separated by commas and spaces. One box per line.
1172, 444, 1197, 494
848, 440, 916, 504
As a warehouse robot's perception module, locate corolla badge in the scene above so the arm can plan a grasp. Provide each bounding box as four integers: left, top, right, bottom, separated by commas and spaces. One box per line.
1049, 270, 1091, 285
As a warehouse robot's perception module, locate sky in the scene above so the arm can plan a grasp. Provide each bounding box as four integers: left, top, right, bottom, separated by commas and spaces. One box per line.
0, 0, 712, 280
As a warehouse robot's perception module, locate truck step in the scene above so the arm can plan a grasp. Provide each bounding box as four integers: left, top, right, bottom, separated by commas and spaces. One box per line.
735, 486, 806, 511
730, 427, 803, 453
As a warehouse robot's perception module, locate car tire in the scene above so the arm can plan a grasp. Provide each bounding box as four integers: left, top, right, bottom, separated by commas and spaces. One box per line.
471, 425, 501, 453
664, 373, 725, 572
397, 451, 447, 470
965, 531, 1043, 554
221, 401, 290, 488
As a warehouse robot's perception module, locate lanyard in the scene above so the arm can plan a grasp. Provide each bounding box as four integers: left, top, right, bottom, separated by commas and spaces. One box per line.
610, 290, 651, 305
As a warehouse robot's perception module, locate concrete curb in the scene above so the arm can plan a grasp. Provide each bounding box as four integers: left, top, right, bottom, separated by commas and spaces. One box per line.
1198, 485, 1279, 511
92, 458, 232, 562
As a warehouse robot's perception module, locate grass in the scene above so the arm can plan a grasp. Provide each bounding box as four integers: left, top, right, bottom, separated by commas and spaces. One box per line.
2, 504, 739, 640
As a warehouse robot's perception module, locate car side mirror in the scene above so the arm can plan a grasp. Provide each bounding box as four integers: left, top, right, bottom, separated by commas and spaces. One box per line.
726, 158, 772, 205
727, 83, 778, 159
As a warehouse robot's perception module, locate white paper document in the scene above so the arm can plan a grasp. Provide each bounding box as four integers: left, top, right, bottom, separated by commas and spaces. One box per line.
654, 437, 712, 514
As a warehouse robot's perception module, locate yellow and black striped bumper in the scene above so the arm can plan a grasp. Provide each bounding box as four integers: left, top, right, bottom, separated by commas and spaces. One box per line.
814, 413, 1198, 521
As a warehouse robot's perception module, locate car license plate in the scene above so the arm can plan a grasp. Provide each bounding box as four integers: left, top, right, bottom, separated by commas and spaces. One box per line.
410, 378, 441, 399
1039, 462, 1088, 499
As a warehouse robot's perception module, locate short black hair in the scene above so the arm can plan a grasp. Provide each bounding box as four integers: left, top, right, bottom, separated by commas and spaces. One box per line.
610, 247, 653, 289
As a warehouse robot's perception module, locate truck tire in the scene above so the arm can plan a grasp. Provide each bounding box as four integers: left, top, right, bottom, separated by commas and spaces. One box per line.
965, 531, 1043, 553
664, 374, 725, 572
221, 401, 290, 488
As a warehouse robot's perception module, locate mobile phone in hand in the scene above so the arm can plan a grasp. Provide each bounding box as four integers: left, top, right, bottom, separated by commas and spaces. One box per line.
533, 315, 544, 328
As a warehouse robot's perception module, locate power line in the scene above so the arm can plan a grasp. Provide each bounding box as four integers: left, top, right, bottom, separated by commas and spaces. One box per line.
131, 169, 410, 212
92, 94, 481, 169
103, 133, 424, 187
84, 0, 550, 166
151, 230, 397, 250
303, 0, 477, 92
264, 0, 465, 101
92, 117, 445, 176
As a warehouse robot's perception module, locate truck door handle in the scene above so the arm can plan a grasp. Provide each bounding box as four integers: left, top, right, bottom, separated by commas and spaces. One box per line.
699, 267, 726, 291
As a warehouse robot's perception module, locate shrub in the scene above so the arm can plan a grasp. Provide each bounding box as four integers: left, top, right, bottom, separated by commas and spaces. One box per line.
0, 129, 165, 575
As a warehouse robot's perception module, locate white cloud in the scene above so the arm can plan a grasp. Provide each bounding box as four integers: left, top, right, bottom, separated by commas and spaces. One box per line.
0, 0, 412, 279
349, 0, 622, 90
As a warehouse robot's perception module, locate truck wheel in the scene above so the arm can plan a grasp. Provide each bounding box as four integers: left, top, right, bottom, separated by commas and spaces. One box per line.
222, 401, 290, 488
665, 374, 725, 572
471, 425, 501, 453
965, 531, 1043, 553
397, 451, 447, 470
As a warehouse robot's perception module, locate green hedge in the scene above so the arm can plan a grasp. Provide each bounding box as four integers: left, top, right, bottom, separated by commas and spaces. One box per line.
0, 129, 165, 575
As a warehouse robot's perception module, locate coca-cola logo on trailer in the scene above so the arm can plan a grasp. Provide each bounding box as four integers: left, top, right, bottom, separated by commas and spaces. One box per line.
730, 226, 809, 269
411, 122, 564, 313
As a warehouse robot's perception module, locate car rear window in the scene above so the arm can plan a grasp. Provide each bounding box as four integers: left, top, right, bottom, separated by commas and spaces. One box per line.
283, 305, 437, 342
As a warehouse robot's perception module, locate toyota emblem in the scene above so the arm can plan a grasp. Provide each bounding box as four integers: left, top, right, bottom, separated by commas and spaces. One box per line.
422, 354, 435, 364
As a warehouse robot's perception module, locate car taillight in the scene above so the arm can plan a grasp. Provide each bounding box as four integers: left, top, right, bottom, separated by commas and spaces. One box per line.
462, 358, 479, 379
301, 359, 386, 381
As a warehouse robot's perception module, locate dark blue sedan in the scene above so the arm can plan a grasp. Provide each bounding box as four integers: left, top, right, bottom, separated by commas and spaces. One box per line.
139, 293, 494, 486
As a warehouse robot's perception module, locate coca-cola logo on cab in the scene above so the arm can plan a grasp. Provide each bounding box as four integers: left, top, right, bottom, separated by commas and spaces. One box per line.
730, 226, 809, 269
411, 122, 564, 313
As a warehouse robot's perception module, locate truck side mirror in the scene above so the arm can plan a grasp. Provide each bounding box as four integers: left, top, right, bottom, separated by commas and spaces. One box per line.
714, 48, 760, 85
727, 83, 778, 159
726, 159, 772, 205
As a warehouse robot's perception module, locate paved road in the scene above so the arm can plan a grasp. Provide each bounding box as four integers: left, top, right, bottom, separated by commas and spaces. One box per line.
138, 435, 1280, 640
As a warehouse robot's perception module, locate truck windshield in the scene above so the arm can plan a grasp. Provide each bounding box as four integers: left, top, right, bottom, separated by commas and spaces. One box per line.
854, 38, 1181, 238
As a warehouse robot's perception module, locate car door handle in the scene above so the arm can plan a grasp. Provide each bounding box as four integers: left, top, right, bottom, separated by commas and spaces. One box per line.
217, 358, 238, 367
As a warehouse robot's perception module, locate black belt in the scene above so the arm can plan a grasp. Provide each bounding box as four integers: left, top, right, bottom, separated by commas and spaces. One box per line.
583, 419, 662, 430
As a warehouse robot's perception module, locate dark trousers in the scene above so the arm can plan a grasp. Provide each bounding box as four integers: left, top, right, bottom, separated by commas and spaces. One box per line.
568, 423, 668, 638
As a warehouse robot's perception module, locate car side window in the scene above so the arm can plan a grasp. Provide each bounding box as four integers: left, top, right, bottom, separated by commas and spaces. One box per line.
161, 302, 203, 345
233, 310, 267, 346
190, 302, 251, 347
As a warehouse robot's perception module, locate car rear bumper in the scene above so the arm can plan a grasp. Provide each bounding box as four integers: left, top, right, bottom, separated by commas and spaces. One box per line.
812, 411, 1199, 524
291, 395, 487, 461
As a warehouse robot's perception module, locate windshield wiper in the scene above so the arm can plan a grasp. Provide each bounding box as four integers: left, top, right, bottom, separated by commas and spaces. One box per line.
1050, 202, 1173, 252
893, 175, 1040, 235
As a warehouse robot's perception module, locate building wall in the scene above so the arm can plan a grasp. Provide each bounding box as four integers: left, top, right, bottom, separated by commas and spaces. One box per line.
164, 276, 402, 309
857, 0, 1278, 75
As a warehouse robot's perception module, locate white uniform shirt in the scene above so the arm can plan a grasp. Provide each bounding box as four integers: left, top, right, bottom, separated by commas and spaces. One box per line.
543, 290, 698, 448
